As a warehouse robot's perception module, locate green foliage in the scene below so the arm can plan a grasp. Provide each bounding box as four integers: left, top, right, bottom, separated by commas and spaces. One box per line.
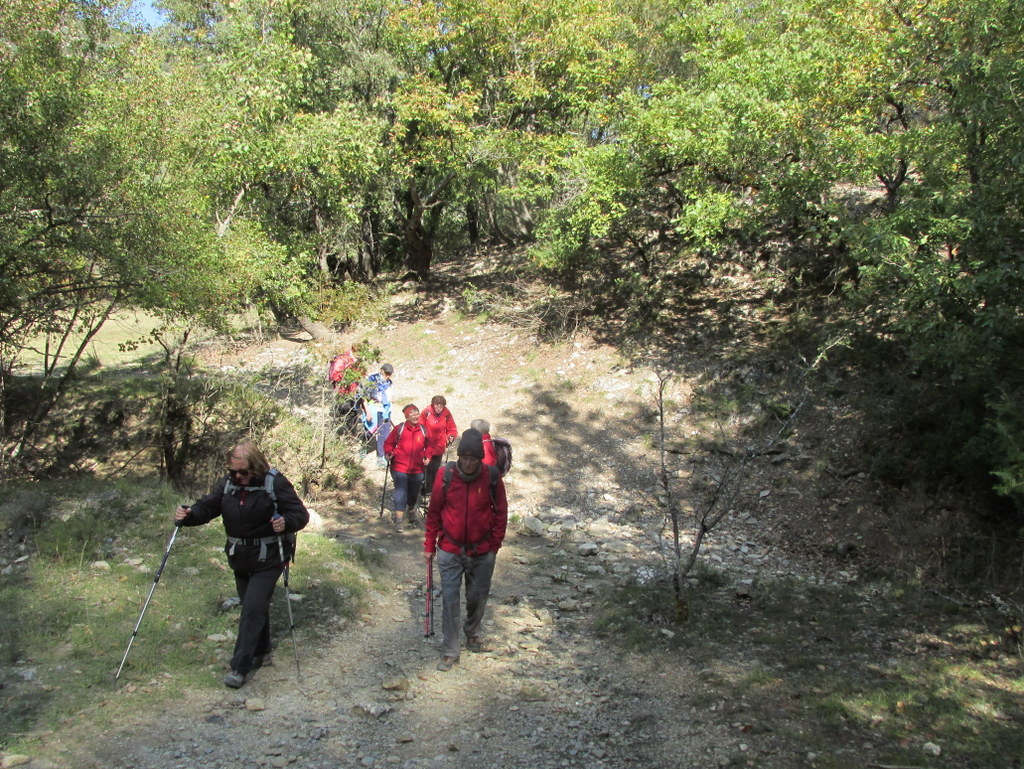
529, 144, 631, 276
987, 391, 1024, 507
315, 281, 391, 330
157, 371, 283, 484
1, 0, 1024, 517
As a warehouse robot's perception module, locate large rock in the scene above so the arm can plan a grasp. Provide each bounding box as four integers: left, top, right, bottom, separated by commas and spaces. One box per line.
519, 517, 546, 537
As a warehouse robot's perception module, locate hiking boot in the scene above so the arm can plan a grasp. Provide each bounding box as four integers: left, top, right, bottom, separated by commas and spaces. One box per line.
223, 669, 248, 689
406, 511, 419, 528
394, 518, 405, 533
251, 653, 273, 669
466, 636, 484, 653
436, 655, 459, 672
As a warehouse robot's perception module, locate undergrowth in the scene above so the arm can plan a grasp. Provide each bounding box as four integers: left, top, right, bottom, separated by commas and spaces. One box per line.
0, 351, 380, 753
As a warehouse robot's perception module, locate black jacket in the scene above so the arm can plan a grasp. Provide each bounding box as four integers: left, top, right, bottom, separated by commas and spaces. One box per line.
182, 470, 309, 570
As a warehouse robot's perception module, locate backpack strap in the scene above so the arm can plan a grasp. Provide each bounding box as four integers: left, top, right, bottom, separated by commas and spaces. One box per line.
395, 422, 428, 445
441, 461, 456, 498
441, 462, 498, 505
223, 469, 292, 561
225, 468, 279, 510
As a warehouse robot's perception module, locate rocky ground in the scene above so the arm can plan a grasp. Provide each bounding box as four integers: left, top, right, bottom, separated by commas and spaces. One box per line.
68, 523, 742, 769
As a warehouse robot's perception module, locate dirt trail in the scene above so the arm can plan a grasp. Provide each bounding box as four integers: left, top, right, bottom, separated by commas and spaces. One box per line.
19, 264, 1019, 769
41, 300, 766, 768
65, 514, 734, 769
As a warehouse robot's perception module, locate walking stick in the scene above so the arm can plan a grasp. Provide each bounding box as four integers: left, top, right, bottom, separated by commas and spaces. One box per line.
378, 458, 390, 518
274, 515, 301, 679
116, 522, 181, 679
424, 559, 435, 638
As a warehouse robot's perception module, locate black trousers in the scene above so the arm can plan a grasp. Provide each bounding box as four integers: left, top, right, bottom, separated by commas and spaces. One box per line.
230, 564, 283, 674
424, 454, 444, 496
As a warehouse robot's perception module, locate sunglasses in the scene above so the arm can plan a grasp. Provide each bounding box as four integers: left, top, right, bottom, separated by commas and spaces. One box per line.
228, 468, 251, 479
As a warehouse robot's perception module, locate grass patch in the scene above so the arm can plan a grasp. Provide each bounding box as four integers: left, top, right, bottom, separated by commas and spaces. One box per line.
19, 311, 170, 372
0, 477, 376, 754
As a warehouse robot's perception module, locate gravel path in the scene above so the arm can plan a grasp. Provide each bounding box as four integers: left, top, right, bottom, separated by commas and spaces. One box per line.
69, 511, 741, 769
38, 308, 787, 769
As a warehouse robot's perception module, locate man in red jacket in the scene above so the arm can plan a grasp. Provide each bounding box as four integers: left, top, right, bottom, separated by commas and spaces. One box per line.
424, 428, 508, 671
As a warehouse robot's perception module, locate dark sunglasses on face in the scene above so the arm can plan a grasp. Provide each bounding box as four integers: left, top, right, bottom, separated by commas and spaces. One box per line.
228, 468, 251, 479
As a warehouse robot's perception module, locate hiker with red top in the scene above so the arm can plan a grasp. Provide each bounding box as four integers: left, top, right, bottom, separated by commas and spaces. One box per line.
471, 418, 498, 467
421, 395, 458, 504
424, 428, 508, 671
384, 403, 429, 532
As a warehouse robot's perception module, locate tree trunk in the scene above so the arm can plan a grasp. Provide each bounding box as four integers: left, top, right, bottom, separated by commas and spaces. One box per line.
404, 210, 434, 276
296, 316, 342, 344
401, 174, 456, 276
466, 201, 480, 245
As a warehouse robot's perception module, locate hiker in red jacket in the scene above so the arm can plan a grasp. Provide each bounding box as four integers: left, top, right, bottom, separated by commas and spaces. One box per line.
471, 418, 498, 467
384, 404, 429, 532
421, 395, 458, 503
424, 428, 508, 671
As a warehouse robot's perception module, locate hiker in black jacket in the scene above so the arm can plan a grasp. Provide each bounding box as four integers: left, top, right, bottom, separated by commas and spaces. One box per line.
175, 440, 309, 688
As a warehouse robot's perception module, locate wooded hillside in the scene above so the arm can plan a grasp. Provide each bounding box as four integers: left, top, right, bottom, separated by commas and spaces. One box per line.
2, 0, 1023, 527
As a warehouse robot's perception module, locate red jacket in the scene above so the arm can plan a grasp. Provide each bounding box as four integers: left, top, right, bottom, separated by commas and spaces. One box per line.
481, 432, 497, 467
384, 420, 428, 473
422, 406, 458, 456
425, 465, 508, 556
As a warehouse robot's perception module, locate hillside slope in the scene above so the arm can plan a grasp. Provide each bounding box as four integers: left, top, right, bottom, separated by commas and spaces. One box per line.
20, 260, 1022, 769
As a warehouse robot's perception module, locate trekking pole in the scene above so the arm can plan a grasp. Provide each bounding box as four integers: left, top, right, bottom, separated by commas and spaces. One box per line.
274, 514, 301, 680
115, 521, 182, 679
378, 458, 390, 518
424, 559, 435, 638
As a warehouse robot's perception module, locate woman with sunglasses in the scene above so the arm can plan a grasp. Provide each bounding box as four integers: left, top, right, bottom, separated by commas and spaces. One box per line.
174, 439, 309, 688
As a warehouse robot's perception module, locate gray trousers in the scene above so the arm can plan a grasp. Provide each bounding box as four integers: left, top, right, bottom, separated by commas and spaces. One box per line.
436, 549, 497, 658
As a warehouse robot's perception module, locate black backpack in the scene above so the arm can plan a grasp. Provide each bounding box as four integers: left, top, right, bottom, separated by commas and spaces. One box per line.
489, 436, 512, 477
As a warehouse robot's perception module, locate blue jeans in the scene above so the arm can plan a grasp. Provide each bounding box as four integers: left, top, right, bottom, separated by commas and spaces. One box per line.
436, 549, 497, 658
390, 470, 423, 513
